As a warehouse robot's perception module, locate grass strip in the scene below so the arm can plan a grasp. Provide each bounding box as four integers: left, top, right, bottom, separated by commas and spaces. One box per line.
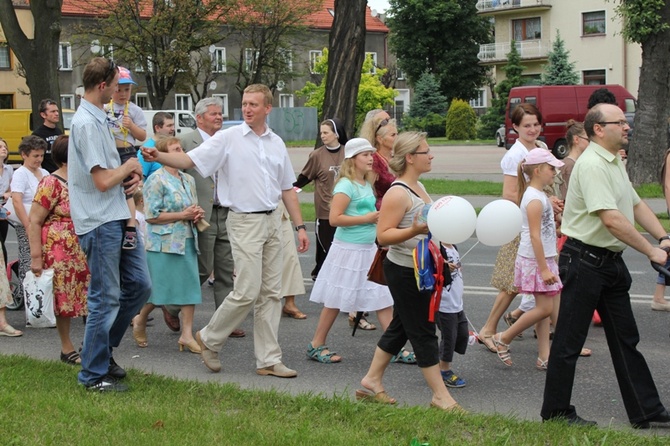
0, 355, 664, 445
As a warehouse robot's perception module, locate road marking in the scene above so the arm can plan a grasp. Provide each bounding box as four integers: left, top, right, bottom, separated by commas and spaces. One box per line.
462, 286, 655, 302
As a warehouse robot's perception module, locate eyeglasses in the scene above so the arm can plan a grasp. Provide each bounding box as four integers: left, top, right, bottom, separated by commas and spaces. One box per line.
597, 120, 629, 127
577, 135, 589, 142
103, 58, 117, 82
375, 118, 389, 134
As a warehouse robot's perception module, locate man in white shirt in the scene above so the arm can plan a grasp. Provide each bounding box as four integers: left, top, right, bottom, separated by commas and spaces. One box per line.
142, 84, 309, 377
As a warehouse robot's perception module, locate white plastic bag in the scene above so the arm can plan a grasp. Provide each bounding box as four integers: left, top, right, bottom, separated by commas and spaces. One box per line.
23, 269, 56, 328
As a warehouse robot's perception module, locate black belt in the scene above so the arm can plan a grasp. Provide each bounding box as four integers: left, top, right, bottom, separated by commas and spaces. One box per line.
246, 209, 275, 215
564, 237, 623, 261
213, 204, 227, 209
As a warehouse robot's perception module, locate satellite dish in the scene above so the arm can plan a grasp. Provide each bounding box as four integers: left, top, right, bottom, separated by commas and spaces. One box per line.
75, 86, 85, 97
209, 81, 217, 90
209, 45, 216, 54
170, 39, 178, 50
90, 40, 101, 54
371, 9, 378, 17
276, 80, 285, 91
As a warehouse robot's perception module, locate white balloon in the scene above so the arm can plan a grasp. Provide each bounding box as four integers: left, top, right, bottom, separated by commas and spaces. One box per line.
427, 196, 477, 244
476, 199, 522, 246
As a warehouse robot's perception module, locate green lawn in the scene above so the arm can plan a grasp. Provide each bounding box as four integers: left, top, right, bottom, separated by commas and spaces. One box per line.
1, 355, 665, 445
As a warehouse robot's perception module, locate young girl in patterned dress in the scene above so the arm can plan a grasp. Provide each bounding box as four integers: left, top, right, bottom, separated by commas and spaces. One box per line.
492, 148, 565, 370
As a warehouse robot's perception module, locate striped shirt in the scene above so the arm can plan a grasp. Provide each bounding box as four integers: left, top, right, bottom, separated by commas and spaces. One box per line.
68, 98, 130, 235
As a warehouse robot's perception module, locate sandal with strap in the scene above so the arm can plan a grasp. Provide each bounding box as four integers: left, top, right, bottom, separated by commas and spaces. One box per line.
306, 343, 341, 363
536, 357, 548, 371
492, 334, 513, 366
390, 347, 417, 364
60, 351, 81, 365
348, 315, 376, 330
355, 388, 397, 405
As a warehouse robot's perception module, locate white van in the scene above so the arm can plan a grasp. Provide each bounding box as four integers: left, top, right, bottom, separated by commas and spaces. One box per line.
142, 110, 197, 140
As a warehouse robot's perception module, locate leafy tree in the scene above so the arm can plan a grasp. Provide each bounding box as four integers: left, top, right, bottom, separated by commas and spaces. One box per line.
477, 42, 525, 139
387, 0, 491, 104
0, 0, 61, 129
616, 0, 670, 185
541, 30, 579, 85
225, 0, 322, 95
407, 72, 448, 118
297, 49, 397, 133
74, 0, 234, 109
446, 99, 477, 140
318, 0, 368, 142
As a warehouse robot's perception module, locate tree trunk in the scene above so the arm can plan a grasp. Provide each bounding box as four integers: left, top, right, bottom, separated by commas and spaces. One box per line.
0, 0, 62, 129
320, 0, 366, 144
627, 4, 670, 186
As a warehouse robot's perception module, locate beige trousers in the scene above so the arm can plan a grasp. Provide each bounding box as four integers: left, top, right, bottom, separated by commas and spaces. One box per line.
200, 211, 284, 369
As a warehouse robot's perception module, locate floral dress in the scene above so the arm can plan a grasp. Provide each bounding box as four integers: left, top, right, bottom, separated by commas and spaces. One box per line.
33, 175, 89, 317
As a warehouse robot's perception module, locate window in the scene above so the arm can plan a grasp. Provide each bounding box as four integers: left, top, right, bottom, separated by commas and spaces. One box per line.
135, 58, 153, 73
212, 94, 229, 117
211, 47, 226, 73
396, 67, 405, 81
90, 40, 114, 59
278, 49, 292, 72
60, 94, 75, 110
469, 89, 487, 109
59, 43, 72, 71
0, 94, 14, 108
175, 94, 192, 111
365, 52, 378, 74
583, 11, 606, 35
279, 94, 294, 108
135, 93, 149, 110
583, 69, 606, 85
309, 50, 322, 74
0, 43, 10, 69
512, 17, 541, 41
245, 48, 259, 73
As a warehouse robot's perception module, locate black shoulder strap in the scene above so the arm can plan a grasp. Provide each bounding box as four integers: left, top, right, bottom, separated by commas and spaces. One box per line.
390, 181, 420, 198
51, 174, 67, 185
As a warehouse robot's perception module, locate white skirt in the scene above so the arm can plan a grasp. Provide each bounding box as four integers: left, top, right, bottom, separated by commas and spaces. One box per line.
309, 240, 393, 312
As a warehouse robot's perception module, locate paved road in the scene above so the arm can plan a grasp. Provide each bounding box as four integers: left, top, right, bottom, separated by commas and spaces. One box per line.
2, 143, 669, 433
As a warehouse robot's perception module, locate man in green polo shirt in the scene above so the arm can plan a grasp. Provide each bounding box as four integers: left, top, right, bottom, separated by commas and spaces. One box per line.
541, 103, 670, 429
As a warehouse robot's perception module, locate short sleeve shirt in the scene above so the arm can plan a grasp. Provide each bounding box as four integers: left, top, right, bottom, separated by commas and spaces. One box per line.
518, 186, 557, 258
500, 140, 529, 177
561, 142, 639, 251
332, 177, 377, 244
299, 145, 344, 219
105, 101, 147, 146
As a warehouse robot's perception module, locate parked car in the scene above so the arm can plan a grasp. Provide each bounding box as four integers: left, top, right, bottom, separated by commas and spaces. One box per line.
142, 109, 197, 140
0, 109, 75, 163
495, 124, 505, 147
504, 84, 636, 158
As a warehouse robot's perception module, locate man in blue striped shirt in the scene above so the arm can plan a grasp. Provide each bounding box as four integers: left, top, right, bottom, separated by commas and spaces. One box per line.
68, 57, 152, 392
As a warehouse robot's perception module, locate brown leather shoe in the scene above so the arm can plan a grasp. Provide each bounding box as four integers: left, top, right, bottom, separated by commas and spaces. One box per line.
229, 328, 246, 338
196, 331, 221, 372
161, 306, 180, 332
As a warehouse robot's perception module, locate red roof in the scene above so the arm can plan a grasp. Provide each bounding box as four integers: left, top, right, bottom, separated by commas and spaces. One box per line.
59, 0, 388, 33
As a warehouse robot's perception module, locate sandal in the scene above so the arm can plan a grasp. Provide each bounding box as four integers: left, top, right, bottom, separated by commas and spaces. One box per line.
306, 343, 341, 363
348, 315, 376, 330
60, 351, 81, 365
0, 324, 23, 337
282, 307, 307, 320
355, 388, 397, 405
430, 401, 467, 413
536, 357, 548, 371
390, 347, 416, 364
476, 334, 497, 353
503, 312, 523, 338
492, 334, 513, 366
132, 317, 148, 348
580, 347, 592, 357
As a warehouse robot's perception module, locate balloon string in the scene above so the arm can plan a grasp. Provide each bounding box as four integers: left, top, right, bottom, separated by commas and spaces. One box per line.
459, 240, 479, 260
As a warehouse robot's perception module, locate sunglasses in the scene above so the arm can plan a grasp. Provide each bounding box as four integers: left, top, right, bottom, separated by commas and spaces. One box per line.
375, 118, 389, 134
103, 58, 117, 82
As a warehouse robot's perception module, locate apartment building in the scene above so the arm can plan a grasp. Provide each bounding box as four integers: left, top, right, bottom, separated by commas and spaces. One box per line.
474, 0, 642, 107
0, 6, 32, 109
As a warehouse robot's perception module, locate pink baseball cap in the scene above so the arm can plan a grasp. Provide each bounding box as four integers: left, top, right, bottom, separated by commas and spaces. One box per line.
524, 148, 564, 168
117, 66, 137, 85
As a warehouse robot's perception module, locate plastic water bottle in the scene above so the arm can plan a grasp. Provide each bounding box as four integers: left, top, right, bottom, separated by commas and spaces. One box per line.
417, 203, 431, 224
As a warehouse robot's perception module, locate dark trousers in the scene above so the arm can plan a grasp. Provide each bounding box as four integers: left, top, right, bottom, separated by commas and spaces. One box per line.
377, 259, 439, 368
0, 219, 8, 265
541, 238, 665, 423
312, 218, 336, 278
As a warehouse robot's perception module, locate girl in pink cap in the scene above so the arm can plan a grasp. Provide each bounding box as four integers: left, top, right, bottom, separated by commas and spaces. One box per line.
492, 148, 565, 370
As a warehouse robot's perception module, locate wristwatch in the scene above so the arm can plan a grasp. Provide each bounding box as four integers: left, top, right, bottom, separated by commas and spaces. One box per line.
295, 224, 306, 232
659, 235, 670, 243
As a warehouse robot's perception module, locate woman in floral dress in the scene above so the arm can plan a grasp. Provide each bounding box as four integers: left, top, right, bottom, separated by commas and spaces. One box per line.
29, 135, 89, 364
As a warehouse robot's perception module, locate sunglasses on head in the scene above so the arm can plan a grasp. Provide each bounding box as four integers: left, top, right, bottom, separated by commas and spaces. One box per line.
375, 118, 389, 134
103, 59, 117, 82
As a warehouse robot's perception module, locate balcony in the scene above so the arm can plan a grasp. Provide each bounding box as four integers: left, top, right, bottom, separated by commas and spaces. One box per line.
476, 0, 552, 15
478, 40, 551, 63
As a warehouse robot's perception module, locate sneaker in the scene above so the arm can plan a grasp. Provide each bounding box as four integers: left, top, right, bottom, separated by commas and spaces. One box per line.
108, 357, 127, 379
122, 230, 137, 250
85, 376, 128, 392
441, 370, 466, 388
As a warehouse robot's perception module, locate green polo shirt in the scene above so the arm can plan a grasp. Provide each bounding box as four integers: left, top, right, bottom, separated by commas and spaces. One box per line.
562, 142, 640, 252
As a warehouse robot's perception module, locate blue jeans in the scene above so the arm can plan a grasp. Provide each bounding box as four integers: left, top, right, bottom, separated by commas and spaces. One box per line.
541, 238, 665, 424
77, 220, 152, 386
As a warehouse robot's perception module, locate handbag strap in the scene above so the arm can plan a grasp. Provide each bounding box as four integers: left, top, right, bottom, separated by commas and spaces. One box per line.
390, 181, 420, 198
